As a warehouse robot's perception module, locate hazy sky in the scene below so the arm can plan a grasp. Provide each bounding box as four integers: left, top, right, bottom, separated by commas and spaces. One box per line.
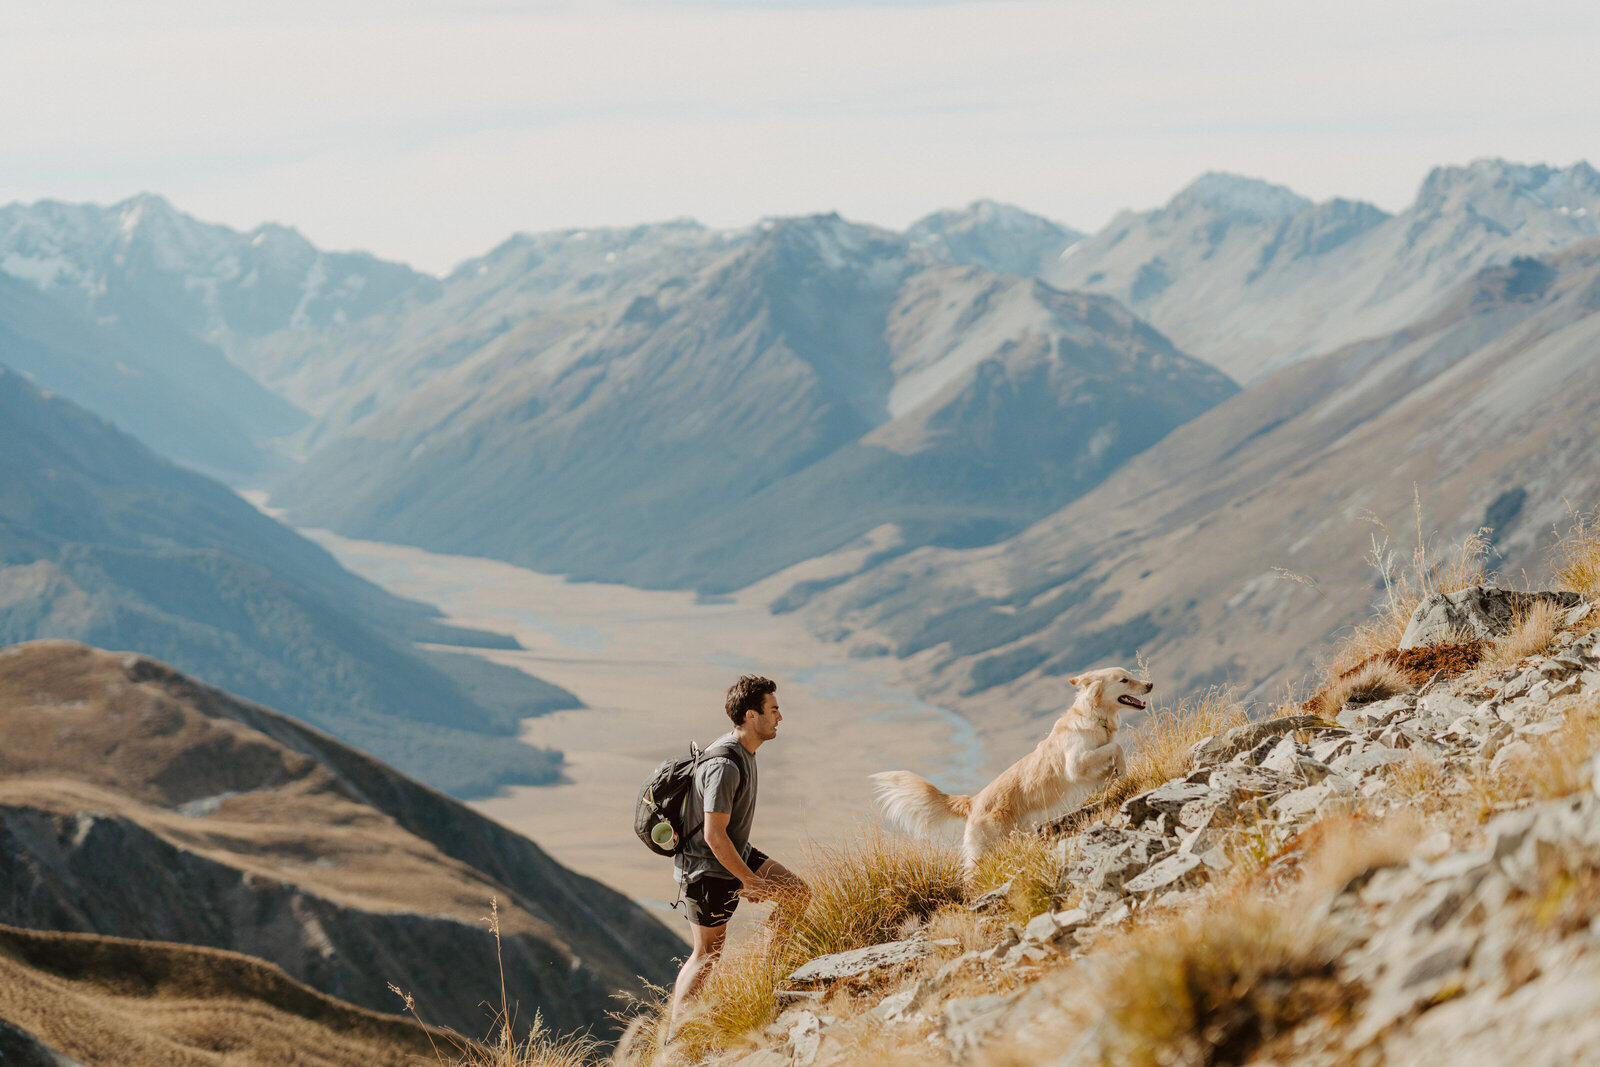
6, 0, 1598, 274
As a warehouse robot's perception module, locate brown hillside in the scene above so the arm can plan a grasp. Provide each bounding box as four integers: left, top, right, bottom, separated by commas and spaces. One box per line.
0, 641, 682, 1040
0, 921, 439, 1066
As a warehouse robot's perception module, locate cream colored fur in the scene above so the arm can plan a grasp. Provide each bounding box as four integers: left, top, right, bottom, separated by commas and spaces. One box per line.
871, 667, 1153, 871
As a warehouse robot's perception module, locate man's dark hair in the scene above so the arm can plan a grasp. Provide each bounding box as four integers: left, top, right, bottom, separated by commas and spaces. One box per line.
725, 675, 777, 726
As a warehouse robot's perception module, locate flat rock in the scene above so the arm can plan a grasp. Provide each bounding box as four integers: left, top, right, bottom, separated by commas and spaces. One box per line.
784, 938, 936, 986
1121, 780, 1216, 824
1274, 783, 1336, 821
1399, 586, 1584, 649
940, 993, 1018, 1055
1207, 763, 1289, 800
1330, 748, 1411, 778
1189, 715, 1326, 769
1124, 852, 1206, 893
1022, 907, 1089, 944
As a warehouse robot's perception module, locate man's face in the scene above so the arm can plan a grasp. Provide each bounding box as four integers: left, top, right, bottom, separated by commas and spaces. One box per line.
747, 693, 782, 741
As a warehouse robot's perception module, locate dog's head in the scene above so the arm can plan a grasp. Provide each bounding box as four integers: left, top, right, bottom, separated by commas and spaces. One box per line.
1066, 667, 1155, 720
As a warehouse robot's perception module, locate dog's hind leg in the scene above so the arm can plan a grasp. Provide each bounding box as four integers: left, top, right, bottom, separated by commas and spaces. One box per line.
960, 817, 1004, 875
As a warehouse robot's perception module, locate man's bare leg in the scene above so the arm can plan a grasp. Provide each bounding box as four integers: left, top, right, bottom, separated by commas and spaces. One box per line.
755, 859, 810, 949
668, 921, 726, 1040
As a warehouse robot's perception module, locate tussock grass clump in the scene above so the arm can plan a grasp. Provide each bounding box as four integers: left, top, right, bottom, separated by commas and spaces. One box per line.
1081, 895, 1350, 1067
1307, 658, 1414, 716
1551, 504, 1600, 601
969, 830, 1068, 924
1322, 505, 1492, 679
668, 829, 965, 1060
1480, 599, 1564, 672
792, 828, 965, 961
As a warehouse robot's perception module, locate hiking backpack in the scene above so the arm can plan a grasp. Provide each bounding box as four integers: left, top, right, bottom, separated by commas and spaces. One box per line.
634, 739, 740, 857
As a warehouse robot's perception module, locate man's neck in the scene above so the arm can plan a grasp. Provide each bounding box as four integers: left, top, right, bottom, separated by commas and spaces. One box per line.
732, 725, 761, 754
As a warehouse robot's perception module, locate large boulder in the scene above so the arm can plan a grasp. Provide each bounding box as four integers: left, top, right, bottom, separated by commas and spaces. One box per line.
1398, 587, 1584, 649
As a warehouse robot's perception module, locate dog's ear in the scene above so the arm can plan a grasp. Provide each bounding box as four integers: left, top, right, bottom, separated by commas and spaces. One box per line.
1067, 675, 1081, 687
1080, 678, 1105, 705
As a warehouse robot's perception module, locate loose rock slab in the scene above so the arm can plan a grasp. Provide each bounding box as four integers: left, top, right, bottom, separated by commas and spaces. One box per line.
784, 938, 936, 987
1399, 586, 1583, 649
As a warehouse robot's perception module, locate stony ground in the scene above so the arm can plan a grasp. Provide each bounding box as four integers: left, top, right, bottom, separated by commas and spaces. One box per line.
699, 592, 1600, 1067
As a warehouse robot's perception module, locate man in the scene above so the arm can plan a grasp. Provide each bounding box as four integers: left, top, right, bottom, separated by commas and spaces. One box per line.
668, 674, 808, 1035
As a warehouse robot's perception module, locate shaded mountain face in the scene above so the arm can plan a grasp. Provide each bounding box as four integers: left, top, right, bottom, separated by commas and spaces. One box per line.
800, 238, 1600, 759
1046, 159, 1600, 383
272, 215, 1236, 592
0, 642, 682, 1042
906, 200, 1083, 279
244, 218, 739, 453
0, 194, 435, 481
0, 367, 576, 796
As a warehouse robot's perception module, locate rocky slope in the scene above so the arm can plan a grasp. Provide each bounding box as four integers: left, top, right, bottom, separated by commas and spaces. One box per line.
1046, 159, 1600, 383
797, 237, 1600, 760
0, 365, 576, 796
692, 588, 1600, 1066
272, 214, 1235, 591
0, 642, 682, 1043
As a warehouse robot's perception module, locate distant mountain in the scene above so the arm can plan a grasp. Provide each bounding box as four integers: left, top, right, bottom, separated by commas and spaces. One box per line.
271, 214, 1236, 591
1047, 159, 1600, 383
907, 200, 1082, 279
0, 642, 681, 1042
0, 194, 436, 479
0, 365, 577, 796
243, 218, 737, 453
797, 238, 1600, 757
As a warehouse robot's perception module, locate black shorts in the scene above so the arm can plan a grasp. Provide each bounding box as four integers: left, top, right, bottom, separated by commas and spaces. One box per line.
683, 847, 769, 928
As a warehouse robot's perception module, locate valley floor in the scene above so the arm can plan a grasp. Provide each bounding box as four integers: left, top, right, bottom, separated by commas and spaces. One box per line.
302, 530, 989, 937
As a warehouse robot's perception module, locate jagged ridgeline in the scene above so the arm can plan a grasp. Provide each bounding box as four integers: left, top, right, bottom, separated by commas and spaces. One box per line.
266, 215, 1238, 592
0, 642, 683, 1051
0, 366, 577, 797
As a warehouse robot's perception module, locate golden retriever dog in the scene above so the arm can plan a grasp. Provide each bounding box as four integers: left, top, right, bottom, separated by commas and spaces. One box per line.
871, 667, 1152, 871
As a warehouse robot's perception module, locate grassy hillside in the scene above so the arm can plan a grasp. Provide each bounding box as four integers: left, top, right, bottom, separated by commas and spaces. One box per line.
460, 509, 1600, 1066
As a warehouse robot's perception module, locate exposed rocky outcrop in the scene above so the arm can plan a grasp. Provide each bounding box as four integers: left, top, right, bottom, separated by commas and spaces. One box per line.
735, 613, 1600, 1066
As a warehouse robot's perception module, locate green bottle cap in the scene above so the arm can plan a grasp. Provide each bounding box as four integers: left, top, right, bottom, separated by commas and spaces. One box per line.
651, 819, 677, 848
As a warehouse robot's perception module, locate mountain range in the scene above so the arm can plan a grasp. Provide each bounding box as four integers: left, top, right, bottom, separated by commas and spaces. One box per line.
793, 236, 1600, 756
266, 214, 1235, 591
1045, 160, 1600, 383
0, 365, 576, 797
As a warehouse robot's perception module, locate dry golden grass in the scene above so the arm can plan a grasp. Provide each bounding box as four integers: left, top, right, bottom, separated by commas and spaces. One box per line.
1065, 893, 1349, 1067
1314, 658, 1414, 716
968, 830, 1068, 925
1322, 504, 1492, 678
1489, 699, 1600, 803
1480, 599, 1564, 672
791, 828, 966, 962
1551, 504, 1600, 600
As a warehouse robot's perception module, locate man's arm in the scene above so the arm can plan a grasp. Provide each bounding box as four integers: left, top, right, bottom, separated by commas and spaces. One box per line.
703, 811, 774, 900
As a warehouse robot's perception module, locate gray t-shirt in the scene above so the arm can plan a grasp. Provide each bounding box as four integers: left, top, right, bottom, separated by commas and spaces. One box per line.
673, 733, 759, 885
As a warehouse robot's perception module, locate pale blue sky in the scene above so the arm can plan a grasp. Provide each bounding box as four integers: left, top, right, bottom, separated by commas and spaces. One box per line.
5, 0, 1597, 273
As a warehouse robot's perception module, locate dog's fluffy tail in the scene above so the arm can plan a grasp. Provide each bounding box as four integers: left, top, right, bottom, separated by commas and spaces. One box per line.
870, 771, 971, 838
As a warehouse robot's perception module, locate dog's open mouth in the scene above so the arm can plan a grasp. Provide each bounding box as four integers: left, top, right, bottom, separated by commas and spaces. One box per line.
1117, 695, 1147, 710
